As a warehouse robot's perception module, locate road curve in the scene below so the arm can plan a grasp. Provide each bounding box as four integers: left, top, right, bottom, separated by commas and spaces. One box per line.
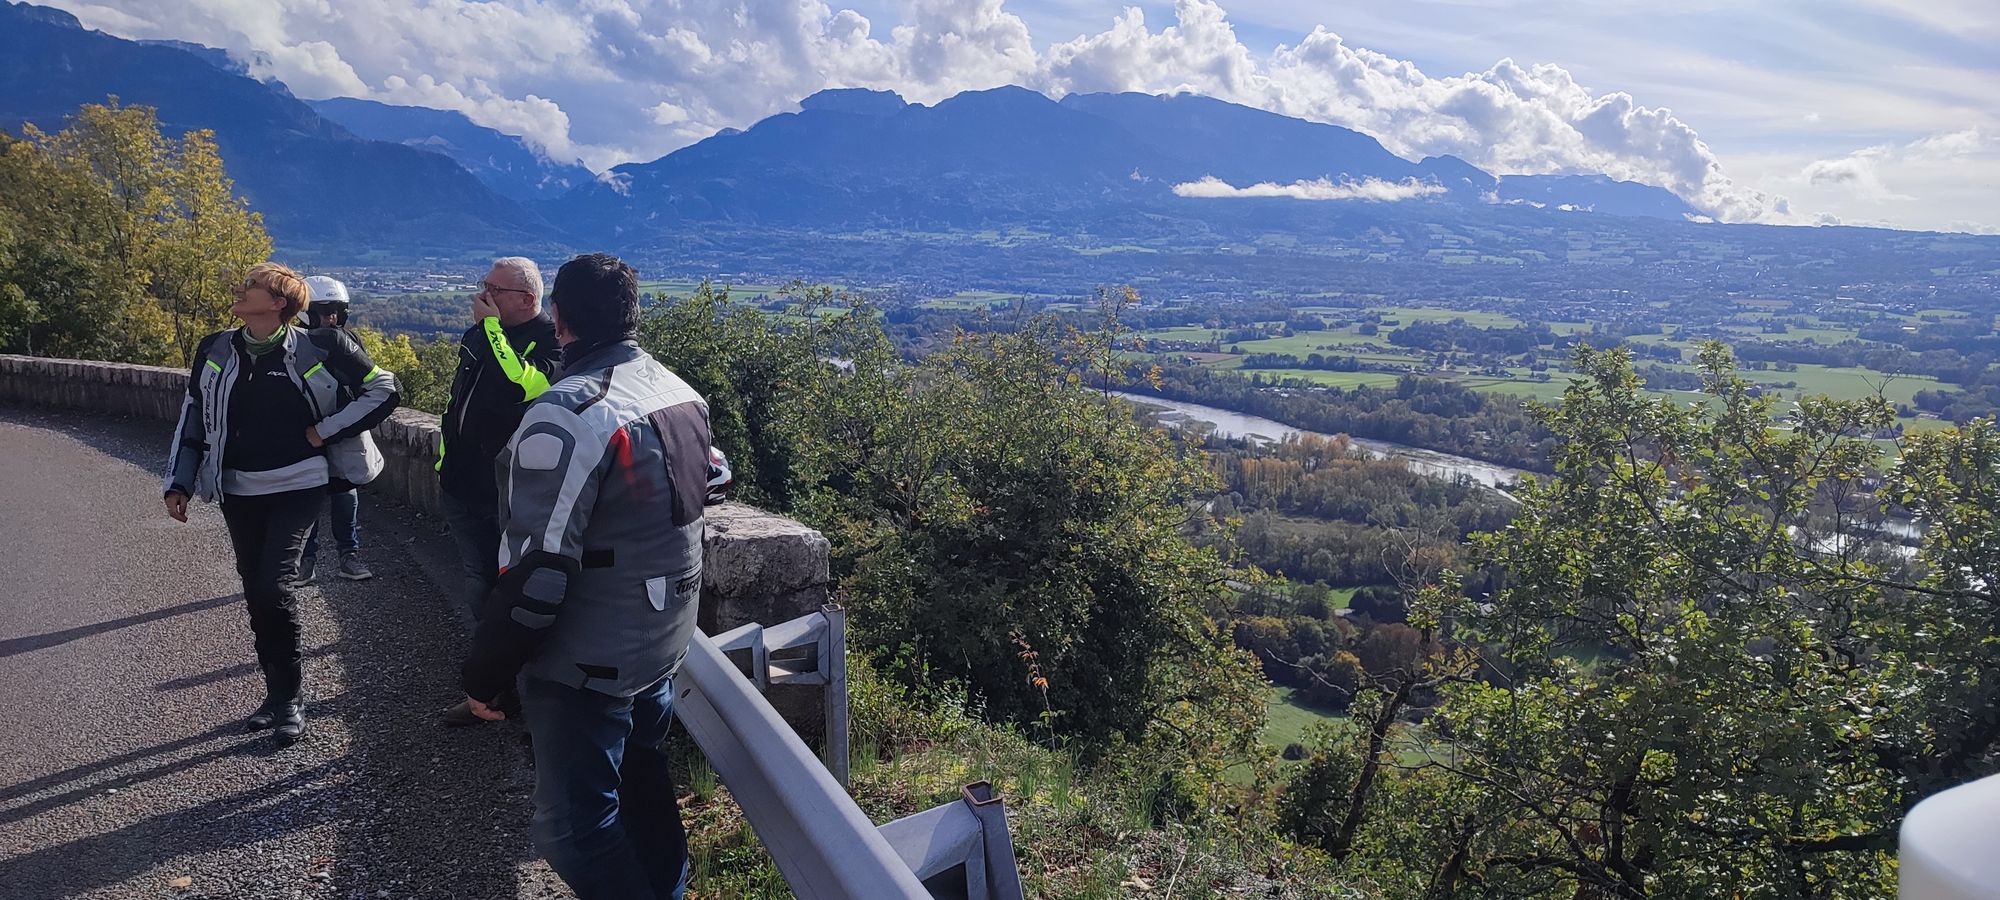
0, 407, 570, 900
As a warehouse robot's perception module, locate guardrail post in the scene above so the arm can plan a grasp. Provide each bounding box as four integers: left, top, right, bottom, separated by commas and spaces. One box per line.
821, 604, 850, 787
875, 780, 1026, 900
963, 781, 1023, 900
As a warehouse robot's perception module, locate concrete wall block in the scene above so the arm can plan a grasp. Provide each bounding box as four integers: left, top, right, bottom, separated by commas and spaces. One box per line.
701, 503, 834, 633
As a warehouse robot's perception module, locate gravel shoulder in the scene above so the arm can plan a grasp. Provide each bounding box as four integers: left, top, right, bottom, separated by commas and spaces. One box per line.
0, 407, 572, 900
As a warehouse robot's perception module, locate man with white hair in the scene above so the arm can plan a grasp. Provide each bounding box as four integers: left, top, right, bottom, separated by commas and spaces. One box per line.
436, 257, 562, 727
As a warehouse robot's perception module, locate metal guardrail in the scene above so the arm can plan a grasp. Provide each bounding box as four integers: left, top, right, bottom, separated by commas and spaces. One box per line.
675, 606, 1025, 900
710, 606, 851, 786
878, 781, 1024, 900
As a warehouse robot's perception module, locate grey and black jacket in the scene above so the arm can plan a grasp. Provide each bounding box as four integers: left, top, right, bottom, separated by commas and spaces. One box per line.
461, 339, 712, 701
164, 326, 401, 501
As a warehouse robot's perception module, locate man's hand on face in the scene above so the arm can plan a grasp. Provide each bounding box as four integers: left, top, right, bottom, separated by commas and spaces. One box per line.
472, 292, 501, 323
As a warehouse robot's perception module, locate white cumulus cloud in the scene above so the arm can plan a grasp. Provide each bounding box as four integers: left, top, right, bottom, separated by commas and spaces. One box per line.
1739, 126, 2000, 232
1907, 128, 1989, 160
1802, 128, 1992, 202
1172, 175, 1446, 201
1036, 1, 1794, 222
1802, 148, 1904, 200
647, 101, 690, 126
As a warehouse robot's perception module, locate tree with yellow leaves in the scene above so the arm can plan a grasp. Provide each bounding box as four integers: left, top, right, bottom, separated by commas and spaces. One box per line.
150, 126, 270, 362
0, 98, 269, 365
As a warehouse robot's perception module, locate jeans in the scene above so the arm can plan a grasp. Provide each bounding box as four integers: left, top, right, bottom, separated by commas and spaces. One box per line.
219, 487, 324, 704
302, 485, 360, 558
440, 491, 501, 622
522, 676, 689, 900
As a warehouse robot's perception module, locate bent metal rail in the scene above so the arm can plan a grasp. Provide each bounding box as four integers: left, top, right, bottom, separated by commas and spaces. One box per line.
677, 607, 1024, 900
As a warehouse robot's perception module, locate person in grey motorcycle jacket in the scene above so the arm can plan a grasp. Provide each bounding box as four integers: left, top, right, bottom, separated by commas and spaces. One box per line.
162, 262, 400, 744
458, 253, 708, 899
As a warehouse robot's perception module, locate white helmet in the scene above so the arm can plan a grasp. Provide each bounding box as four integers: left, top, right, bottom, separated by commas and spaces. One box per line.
303, 275, 349, 304
302, 276, 352, 329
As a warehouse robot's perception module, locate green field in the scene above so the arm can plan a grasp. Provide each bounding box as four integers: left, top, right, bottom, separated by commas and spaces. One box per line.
1326, 586, 1363, 609
1072, 245, 1160, 256
1142, 326, 1230, 342
1293, 305, 1524, 328
1240, 368, 1408, 388
918, 289, 1046, 310
1459, 376, 1574, 403
380, 286, 478, 302
1138, 298, 1959, 415
1771, 364, 1936, 405
1151, 329, 1401, 356
1258, 686, 1438, 769
1263, 686, 1350, 749
1901, 416, 1958, 433
1756, 326, 1861, 344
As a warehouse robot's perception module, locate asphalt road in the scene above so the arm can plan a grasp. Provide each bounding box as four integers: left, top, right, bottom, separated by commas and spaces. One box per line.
0, 407, 572, 900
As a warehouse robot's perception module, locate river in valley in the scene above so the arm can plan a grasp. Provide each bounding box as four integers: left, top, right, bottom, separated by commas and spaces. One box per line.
1110, 391, 1533, 490
1113, 391, 1936, 547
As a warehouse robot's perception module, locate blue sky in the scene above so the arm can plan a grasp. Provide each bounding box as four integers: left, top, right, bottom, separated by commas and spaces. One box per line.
47, 0, 2000, 232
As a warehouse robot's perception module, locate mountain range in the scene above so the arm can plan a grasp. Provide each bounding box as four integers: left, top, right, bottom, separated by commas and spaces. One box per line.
551, 85, 1699, 244
0, 1, 560, 255
307, 97, 594, 204
0, 0, 1972, 280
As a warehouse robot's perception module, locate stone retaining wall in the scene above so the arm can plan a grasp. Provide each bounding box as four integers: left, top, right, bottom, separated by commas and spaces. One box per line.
0, 353, 830, 630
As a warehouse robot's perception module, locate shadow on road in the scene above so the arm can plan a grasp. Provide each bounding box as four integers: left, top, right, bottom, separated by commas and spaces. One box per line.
0, 406, 559, 898
0, 722, 244, 806
0, 406, 169, 471
154, 645, 337, 692
0, 706, 344, 830
0, 761, 349, 897
0, 594, 241, 659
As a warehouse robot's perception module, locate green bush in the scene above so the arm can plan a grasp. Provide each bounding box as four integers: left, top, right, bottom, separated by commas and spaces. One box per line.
641, 291, 1268, 765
